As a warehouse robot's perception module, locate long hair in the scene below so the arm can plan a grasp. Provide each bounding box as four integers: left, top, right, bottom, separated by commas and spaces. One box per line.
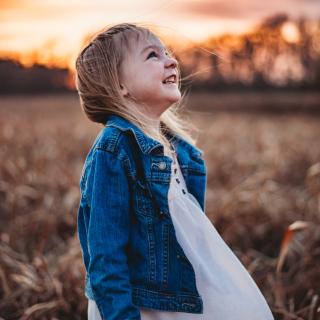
75, 22, 199, 156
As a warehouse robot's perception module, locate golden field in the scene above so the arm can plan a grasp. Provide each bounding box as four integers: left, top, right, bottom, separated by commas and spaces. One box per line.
0, 93, 319, 320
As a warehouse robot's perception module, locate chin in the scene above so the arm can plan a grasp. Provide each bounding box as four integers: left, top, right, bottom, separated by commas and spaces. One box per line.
169, 93, 181, 104
165, 97, 181, 109
167, 89, 181, 102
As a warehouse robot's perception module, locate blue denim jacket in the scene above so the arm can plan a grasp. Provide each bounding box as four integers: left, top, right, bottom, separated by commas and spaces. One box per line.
77, 114, 207, 319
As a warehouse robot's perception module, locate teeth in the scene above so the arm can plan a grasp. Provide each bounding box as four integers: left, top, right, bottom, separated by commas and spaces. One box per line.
163, 75, 176, 84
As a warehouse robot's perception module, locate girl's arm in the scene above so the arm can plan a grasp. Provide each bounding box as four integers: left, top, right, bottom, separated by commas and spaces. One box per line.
87, 149, 140, 320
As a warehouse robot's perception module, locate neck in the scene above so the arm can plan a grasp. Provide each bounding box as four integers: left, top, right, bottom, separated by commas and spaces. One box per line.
149, 117, 161, 130
143, 113, 164, 138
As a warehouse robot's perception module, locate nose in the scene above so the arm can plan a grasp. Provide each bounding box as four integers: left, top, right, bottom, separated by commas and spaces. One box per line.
165, 56, 178, 69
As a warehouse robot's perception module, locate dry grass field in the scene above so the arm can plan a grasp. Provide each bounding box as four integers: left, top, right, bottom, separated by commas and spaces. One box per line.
0, 93, 319, 319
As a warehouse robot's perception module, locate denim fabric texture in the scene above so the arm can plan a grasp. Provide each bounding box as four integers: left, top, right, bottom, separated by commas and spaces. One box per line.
77, 114, 207, 319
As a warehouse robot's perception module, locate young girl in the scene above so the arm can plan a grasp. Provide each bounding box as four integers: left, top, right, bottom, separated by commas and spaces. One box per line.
75, 23, 274, 320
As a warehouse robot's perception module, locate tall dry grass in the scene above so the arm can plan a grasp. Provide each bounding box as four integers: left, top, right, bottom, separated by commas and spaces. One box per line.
0, 93, 319, 319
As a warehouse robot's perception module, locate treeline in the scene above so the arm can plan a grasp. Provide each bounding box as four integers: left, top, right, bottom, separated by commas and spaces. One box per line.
0, 13, 319, 94
179, 14, 320, 91
0, 59, 70, 94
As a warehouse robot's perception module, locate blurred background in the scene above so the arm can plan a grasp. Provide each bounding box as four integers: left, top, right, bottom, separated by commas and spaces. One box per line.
0, 1, 319, 319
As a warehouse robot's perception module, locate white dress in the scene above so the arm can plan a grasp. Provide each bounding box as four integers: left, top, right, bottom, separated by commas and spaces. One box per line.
88, 150, 274, 320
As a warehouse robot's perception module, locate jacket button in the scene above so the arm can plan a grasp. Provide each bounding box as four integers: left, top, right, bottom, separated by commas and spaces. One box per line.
158, 162, 166, 170
177, 254, 181, 259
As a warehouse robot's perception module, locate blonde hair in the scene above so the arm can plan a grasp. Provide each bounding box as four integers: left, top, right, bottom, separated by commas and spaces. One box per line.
75, 22, 199, 156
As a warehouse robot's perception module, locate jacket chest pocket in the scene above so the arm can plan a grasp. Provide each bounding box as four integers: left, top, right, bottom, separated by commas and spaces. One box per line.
133, 179, 158, 222
133, 158, 172, 222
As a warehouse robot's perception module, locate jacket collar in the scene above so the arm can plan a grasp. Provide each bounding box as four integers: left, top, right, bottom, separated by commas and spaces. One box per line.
105, 114, 203, 156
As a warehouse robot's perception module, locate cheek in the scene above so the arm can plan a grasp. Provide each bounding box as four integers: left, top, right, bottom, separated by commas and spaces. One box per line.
144, 69, 162, 83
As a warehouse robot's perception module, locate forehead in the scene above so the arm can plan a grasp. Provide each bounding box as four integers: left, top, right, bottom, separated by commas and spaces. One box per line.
127, 29, 166, 56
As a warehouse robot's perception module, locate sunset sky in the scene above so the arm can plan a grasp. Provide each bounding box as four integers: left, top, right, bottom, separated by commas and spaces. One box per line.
0, 0, 319, 70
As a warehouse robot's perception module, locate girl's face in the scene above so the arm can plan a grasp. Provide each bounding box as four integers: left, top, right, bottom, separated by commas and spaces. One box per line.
119, 34, 181, 118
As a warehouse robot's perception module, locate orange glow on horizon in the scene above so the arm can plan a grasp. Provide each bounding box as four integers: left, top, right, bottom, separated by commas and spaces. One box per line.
1, 0, 319, 71
0, 22, 256, 72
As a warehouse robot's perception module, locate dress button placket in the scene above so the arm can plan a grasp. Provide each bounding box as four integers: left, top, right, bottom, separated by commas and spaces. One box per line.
170, 144, 187, 196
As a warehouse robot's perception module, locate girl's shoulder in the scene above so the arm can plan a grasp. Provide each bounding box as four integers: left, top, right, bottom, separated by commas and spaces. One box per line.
104, 114, 172, 156
91, 125, 145, 176
98, 125, 145, 160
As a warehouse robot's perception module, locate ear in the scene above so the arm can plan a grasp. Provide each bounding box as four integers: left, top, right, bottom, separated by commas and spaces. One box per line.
120, 83, 129, 98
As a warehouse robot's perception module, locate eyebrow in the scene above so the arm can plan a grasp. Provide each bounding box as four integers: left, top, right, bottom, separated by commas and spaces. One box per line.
140, 45, 167, 55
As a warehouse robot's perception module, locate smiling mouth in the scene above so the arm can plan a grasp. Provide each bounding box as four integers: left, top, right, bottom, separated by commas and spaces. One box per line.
162, 74, 177, 84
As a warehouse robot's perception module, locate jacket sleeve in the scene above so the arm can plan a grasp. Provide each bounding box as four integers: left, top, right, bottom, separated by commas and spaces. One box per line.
87, 149, 141, 320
